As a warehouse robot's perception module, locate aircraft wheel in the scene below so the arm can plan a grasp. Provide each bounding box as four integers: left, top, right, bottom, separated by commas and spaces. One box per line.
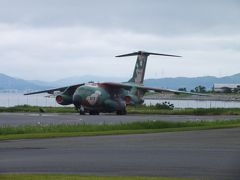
79, 110, 85, 115
116, 109, 127, 115
89, 111, 99, 115
79, 106, 85, 115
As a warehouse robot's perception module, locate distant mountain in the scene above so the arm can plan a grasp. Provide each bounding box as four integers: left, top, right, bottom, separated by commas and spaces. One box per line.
28, 80, 55, 87
0, 73, 49, 91
30, 76, 126, 87
144, 73, 240, 91
0, 73, 240, 91
0, 74, 126, 91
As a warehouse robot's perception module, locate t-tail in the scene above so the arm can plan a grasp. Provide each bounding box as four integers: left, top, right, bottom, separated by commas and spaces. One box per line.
116, 51, 181, 84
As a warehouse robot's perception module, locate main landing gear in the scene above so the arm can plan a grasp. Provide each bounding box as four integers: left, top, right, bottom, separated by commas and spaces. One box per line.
79, 110, 99, 115
89, 111, 99, 115
78, 106, 99, 115
116, 109, 127, 115
77, 106, 126, 115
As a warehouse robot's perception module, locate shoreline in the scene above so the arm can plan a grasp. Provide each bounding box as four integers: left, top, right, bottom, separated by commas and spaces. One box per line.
144, 94, 240, 102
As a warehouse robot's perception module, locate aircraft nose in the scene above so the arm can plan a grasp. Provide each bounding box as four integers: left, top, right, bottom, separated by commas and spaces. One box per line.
73, 94, 82, 107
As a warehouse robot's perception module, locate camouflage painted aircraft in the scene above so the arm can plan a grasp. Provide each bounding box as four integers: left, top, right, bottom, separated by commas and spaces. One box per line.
25, 51, 201, 115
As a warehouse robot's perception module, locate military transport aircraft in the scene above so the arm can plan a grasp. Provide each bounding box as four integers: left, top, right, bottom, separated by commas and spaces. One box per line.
25, 51, 202, 115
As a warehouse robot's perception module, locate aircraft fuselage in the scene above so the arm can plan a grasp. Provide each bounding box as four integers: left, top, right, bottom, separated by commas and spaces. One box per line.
58, 83, 141, 114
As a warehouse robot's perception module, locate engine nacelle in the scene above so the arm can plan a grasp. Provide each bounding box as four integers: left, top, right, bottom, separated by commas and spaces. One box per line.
124, 96, 132, 105
56, 94, 73, 105
124, 95, 140, 105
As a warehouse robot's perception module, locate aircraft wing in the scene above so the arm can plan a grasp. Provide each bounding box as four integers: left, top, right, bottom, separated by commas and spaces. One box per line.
101, 82, 207, 96
24, 83, 85, 95
136, 86, 207, 96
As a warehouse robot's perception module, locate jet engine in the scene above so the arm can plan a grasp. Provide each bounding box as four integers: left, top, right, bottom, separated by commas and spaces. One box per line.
124, 94, 141, 105
56, 94, 73, 105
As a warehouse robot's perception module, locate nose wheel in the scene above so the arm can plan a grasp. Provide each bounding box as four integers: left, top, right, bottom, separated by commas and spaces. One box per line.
79, 106, 86, 115
79, 110, 85, 115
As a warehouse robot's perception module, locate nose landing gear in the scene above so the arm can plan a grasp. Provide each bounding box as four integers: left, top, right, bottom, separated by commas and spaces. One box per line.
76, 105, 85, 115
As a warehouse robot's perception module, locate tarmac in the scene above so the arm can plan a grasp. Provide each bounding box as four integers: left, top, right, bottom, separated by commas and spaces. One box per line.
0, 113, 240, 179
0, 128, 240, 179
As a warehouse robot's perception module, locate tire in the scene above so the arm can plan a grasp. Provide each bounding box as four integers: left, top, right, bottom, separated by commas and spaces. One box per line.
89, 111, 99, 115
122, 109, 127, 115
79, 106, 85, 115
79, 110, 85, 115
116, 109, 127, 115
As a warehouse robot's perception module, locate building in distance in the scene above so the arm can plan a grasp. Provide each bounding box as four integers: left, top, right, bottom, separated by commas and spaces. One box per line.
213, 84, 240, 93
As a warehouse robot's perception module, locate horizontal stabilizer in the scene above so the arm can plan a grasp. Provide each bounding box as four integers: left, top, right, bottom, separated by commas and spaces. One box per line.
116, 51, 181, 58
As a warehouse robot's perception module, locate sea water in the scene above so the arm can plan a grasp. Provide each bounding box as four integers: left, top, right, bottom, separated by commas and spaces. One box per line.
0, 93, 240, 108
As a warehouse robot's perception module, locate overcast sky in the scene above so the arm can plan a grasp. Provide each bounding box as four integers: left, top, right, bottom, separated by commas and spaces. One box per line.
0, 0, 240, 81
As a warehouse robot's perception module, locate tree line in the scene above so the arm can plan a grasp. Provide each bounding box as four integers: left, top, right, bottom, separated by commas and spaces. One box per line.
178, 85, 240, 93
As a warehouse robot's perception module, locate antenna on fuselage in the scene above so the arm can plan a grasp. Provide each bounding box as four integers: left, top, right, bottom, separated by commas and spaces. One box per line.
115, 51, 181, 84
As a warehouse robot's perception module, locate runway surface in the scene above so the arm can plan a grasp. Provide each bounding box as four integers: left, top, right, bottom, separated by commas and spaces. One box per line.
0, 113, 240, 126
0, 128, 240, 179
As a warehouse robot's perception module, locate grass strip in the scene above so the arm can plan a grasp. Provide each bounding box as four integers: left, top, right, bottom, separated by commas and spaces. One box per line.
0, 174, 194, 180
127, 106, 240, 115
0, 105, 76, 113
0, 119, 240, 140
1, 105, 240, 115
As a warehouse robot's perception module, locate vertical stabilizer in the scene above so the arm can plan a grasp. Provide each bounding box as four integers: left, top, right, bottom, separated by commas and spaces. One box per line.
116, 51, 181, 85
128, 53, 149, 84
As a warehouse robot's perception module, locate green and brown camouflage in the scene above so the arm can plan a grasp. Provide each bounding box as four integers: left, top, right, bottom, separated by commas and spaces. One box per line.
128, 53, 148, 84
25, 51, 204, 115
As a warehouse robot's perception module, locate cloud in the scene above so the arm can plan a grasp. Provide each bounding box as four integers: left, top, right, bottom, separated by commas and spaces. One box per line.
0, 22, 239, 81
0, 0, 239, 35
